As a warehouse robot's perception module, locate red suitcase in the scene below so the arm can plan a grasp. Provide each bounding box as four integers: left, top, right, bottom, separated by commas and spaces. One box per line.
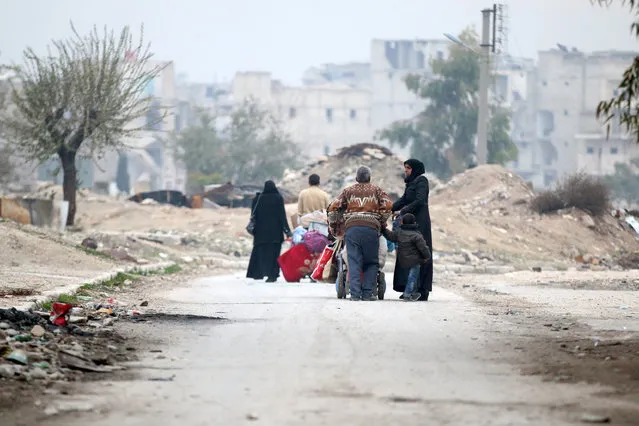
278, 244, 317, 282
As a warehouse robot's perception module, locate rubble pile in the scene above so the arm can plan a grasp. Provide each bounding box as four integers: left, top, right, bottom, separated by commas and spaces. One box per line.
429, 165, 639, 267
279, 143, 441, 199
0, 302, 139, 385
431, 165, 534, 214
616, 251, 639, 270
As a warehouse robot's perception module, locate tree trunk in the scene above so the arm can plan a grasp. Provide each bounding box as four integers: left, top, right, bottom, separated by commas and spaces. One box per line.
59, 150, 77, 226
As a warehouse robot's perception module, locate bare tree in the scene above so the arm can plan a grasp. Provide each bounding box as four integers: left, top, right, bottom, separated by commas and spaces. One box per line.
0, 23, 165, 225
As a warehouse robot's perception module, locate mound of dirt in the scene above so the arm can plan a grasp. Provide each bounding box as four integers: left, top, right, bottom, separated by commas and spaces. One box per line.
0, 221, 120, 302
0, 221, 117, 274
431, 164, 533, 206
279, 143, 441, 200
430, 165, 639, 266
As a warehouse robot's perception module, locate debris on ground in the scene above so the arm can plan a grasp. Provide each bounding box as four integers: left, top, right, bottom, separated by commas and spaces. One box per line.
279, 142, 441, 200
80, 237, 98, 250
429, 165, 639, 267
202, 183, 296, 208
0, 297, 142, 385
128, 190, 191, 208
616, 252, 639, 270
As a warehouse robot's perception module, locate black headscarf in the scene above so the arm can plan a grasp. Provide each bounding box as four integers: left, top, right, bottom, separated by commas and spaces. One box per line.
263, 180, 279, 194
404, 159, 426, 183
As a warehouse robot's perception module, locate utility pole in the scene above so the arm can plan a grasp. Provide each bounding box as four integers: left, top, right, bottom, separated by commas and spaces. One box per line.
476, 8, 493, 165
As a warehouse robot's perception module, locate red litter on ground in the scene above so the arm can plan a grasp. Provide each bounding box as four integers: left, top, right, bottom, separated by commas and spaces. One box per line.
50, 302, 73, 326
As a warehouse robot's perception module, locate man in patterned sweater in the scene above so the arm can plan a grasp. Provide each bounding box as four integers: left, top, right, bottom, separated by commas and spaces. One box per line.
328, 166, 392, 301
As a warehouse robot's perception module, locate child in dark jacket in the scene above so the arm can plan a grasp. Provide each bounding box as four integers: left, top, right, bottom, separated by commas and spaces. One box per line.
382, 213, 431, 301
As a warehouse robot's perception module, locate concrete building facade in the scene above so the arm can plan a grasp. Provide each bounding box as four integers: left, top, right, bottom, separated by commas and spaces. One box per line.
216, 71, 373, 159
91, 60, 187, 194
302, 62, 371, 87
508, 49, 638, 188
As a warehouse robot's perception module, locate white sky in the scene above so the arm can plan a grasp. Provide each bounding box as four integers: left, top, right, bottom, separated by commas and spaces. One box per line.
1, 0, 636, 85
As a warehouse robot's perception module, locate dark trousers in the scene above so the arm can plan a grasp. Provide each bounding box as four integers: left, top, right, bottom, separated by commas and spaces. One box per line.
345, 226, 379, 299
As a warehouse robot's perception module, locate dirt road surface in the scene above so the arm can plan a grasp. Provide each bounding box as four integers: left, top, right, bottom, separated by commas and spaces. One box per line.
20, 274, 632, 426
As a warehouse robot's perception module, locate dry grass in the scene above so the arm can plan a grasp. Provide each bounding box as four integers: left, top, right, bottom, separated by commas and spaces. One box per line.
530, 190, 564, 215
531, 172, 610, 217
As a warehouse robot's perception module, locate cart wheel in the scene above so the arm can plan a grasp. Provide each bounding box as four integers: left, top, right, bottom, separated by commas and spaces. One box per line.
377, 271, 386, 300
337, 271, 347, 299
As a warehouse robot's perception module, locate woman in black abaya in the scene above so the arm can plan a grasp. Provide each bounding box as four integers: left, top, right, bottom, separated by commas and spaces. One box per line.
246, 181, 292, 282
391, 159, 433, 301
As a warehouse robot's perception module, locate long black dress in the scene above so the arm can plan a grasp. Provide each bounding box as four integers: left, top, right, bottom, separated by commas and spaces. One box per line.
391, 162, 433, 300
246, 181, 292, 280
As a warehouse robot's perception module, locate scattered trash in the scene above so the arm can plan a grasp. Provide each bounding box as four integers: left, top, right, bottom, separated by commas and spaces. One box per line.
50, 303, 73, 327
13, 334, 32, 342
0, 308, 44, 327
6, 349, 28, 365
58, 350, 117, 373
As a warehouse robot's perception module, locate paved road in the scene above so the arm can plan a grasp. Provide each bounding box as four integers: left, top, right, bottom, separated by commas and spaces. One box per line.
42, 274, 599, 426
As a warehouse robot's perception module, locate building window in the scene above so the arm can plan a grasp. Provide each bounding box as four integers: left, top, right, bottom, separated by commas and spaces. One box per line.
542, 80, 547, 87
436, 50, 444, 60
611, 147, 619, 154
289, 107, 297, 119
205, 86, 215, 98
145, 100, 162, 131
587, 147, 594, 154
326, 108, 333, 123
564, 110, 569, 116
349, 109, 357, 120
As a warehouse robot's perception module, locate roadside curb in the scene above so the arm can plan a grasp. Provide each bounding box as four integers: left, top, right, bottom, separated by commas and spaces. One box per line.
14, 261, 176, 311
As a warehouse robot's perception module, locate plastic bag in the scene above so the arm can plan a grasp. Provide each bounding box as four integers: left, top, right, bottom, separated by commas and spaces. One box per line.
311, 244, 336, 281
292, 226, 307, 245
303, 230, 329, 254
50, 302, 73, 326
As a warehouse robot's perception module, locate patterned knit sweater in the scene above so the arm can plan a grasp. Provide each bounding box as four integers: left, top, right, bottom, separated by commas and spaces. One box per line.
328, 183, 392, 232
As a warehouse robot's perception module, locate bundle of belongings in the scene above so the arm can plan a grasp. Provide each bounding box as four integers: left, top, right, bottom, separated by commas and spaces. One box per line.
278, 210, 330, 282
292, 210, 330, 248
